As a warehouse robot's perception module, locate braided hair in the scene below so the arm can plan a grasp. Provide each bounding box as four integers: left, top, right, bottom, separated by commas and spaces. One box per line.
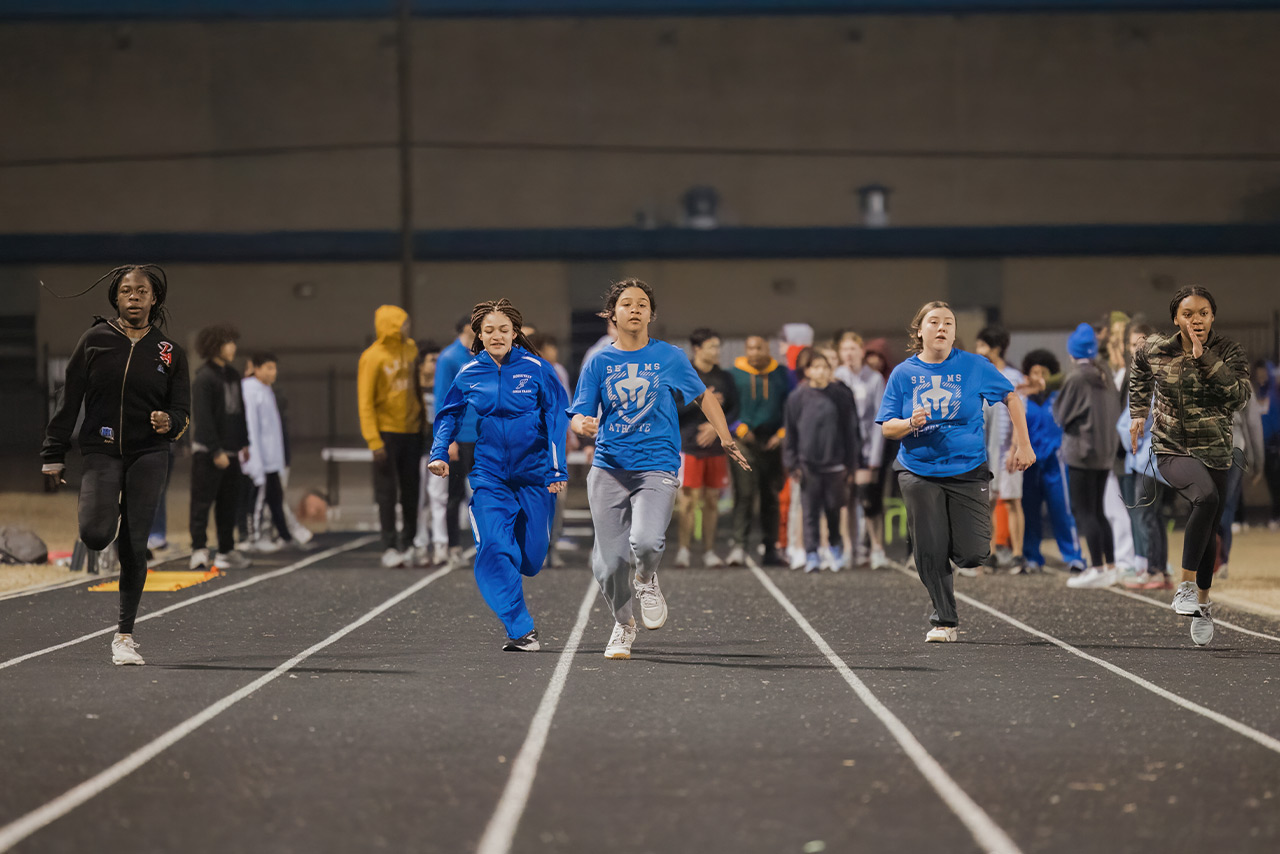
40, 264, 170, 328
470, 299, 539, 357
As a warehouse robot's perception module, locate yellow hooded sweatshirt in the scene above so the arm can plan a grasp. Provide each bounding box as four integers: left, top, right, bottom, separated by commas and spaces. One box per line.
357, 305, 423, 451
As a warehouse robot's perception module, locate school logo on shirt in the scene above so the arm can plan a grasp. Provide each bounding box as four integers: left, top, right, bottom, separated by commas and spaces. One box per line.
911, 374, 963, 422
513, 374, 534, 394
604, 362, 660, 429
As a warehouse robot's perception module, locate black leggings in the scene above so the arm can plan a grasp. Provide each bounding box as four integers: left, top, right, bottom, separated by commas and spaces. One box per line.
1068, 467, 1114, 568
374, 431, 423, 551
1157, 454, 1228, 590
252, 472, 293, 543
79, 451, 169, 634
446, 441, 476, 548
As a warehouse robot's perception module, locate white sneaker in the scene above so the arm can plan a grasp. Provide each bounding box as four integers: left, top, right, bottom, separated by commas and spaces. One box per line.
403, 548, 422, 567
634, 574, 668, 630
1218, 563, 1229, 580
1171, 581, 1200, 616
788, 547, 807, 571
870, 550, 890, 571
1066, 566, 1113, 589
380, 548, 405, 568
432, 543, 448, 566
674, 546, 691, 568
604, 620, 638, 659
213, 551, 251, 570
251, 538, 282, 554
189, 548, 210, 570
1190, 603, 1215, 646
703, 551, 724, 568
724, 546, 747, 567
111, 633, 144, 666
926, 626, 958, 643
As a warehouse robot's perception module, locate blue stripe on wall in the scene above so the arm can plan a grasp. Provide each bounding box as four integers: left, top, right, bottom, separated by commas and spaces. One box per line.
2, 224, 1278, 263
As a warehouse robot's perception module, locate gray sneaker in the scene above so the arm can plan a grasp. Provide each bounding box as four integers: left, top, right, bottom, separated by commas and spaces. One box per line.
1171, 581, 1199, 616
1190, 604, 1215, 646
634, 574, 668, 630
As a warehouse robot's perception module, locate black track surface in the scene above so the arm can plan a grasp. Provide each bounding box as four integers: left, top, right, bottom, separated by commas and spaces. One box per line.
1, 535, 1277, 854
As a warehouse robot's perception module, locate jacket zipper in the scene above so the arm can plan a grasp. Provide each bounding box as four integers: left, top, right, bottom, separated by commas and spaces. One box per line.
119, 336, 140, 454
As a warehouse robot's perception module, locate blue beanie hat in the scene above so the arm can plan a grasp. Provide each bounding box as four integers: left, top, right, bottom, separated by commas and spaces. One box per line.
1067, 323, 1098, 360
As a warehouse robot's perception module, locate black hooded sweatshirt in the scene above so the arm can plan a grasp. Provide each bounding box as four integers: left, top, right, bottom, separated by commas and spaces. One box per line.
43, 318, 190, 465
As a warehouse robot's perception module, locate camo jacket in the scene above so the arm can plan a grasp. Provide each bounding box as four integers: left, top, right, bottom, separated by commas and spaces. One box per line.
1128, 331, 1251, 470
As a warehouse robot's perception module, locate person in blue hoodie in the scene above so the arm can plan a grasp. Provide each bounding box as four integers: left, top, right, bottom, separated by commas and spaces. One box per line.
1019, 349, 1084, 573
428, 299, 568, 652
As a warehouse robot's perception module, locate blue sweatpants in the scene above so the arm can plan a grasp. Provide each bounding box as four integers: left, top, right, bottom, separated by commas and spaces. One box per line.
1021, 452, 1084, 568
469, 481, 555, 639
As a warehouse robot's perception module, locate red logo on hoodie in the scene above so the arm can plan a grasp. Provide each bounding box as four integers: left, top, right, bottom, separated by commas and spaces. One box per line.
158, 341, 173, 366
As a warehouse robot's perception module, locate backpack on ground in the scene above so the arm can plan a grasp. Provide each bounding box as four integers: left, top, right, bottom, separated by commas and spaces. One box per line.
0, 526, 50, 565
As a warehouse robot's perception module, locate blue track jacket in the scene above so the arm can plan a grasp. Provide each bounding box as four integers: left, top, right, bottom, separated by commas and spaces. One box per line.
430, 347, 569, 488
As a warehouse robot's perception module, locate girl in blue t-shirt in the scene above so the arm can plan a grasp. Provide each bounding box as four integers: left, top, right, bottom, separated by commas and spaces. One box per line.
876, 301, 1035, 643
570, 279, 749, 660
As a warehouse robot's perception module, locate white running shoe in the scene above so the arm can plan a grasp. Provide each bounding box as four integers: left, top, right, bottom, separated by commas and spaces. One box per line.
724, 546, 747, 567
703, 551, 724, 568
189, 548, 210, 570
634, 574, 668, 629
788, 547, 808, 571
251, 537, 283, 554
673, 546, 691, 568
1171, 581, 1200, 616
1190, 603, 1215, 646
432, 543, 448, 566
1066, 566, 1113, 589
214, 551, 251, 570
926, 626, 958, 643
380, 548, 405, 568
604, 620, 638, 659
111, 633, 144, 666
870, 549, 890, 571
502, 630, 540, 652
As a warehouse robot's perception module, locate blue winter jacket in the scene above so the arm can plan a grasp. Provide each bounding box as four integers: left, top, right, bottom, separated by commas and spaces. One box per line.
430, 347, 569, 488
1024, 391, 1063, 461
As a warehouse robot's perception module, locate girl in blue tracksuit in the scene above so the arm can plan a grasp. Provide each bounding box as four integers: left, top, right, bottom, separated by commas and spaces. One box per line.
1019, 349, 1084, 572
429, 300, 568, 652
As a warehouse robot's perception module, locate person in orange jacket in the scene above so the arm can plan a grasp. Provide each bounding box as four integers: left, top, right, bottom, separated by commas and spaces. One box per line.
358, 305, 424, 567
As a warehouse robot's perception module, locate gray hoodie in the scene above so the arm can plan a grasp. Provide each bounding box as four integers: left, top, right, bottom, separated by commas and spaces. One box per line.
1054, 359, 1122, 470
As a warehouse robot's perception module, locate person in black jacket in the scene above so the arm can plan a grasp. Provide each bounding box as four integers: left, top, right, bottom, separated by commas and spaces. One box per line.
42, 265, 190, 666
784, 347, 860, 573
674, 328, 741, 568
188, 325, 252, 572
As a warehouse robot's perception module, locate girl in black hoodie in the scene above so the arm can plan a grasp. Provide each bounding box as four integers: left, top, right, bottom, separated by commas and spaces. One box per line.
42, 266, 190, 666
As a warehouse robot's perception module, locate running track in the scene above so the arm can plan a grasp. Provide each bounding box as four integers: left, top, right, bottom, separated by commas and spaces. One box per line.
1, 533, 1277, 853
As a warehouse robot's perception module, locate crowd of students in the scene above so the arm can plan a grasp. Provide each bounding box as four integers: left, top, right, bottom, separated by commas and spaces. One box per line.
41, 268, 1277, 663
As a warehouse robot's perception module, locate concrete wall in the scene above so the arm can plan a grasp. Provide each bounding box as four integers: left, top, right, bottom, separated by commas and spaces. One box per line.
2, 13, 1280, 233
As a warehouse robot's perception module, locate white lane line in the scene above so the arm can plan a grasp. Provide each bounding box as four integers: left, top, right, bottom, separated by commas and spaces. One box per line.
951, 589, 1280, 755
0, 535, 378, 672
0, 563, 452, 853
476, 578, 598, 854
1103, 586, 1280, 644
749, 564, 1023, 854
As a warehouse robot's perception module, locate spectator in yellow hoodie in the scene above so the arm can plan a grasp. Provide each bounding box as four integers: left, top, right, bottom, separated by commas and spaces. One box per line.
358, 305, 424, 567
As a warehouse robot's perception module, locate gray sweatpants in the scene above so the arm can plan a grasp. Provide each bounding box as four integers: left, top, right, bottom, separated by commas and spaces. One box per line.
587, 467, 680, 625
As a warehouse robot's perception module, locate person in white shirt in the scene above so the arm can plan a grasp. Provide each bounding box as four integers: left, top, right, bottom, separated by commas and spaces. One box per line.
835, 330, 888, 569
241, 352, 294, 551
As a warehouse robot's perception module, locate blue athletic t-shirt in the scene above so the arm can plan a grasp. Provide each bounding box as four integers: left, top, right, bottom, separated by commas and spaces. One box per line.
569, 339, 706, 472
875, 349, 1015, 477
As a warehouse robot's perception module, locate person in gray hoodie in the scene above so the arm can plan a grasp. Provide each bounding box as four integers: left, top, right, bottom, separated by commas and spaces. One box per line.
784, 348, 860, 573
1055, 323, 1122, 588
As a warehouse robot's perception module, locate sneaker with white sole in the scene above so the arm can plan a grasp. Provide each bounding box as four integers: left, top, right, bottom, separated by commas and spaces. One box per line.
432, 543, 448, 566
870, 549, 890, 571
502, 630, 540, 652
804, 552, 820, 573
703, 551, 724, 568
604, 620, 638, 659
251, 537, 283, 554
1066, 566, 1113, 589
827, 545, 844, 573
380, 548, 405, 568
724, 546, 747, 566
1171, 581, 1199, 616
673, 546, 691, 568
788, 547, 807, 570
1190, 603, 1215, 646
634, 574, 668, 629
926, 626, 958, 643
213, 551, 251, 570
189, 548, 211, 570
111, 633, 144, 666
